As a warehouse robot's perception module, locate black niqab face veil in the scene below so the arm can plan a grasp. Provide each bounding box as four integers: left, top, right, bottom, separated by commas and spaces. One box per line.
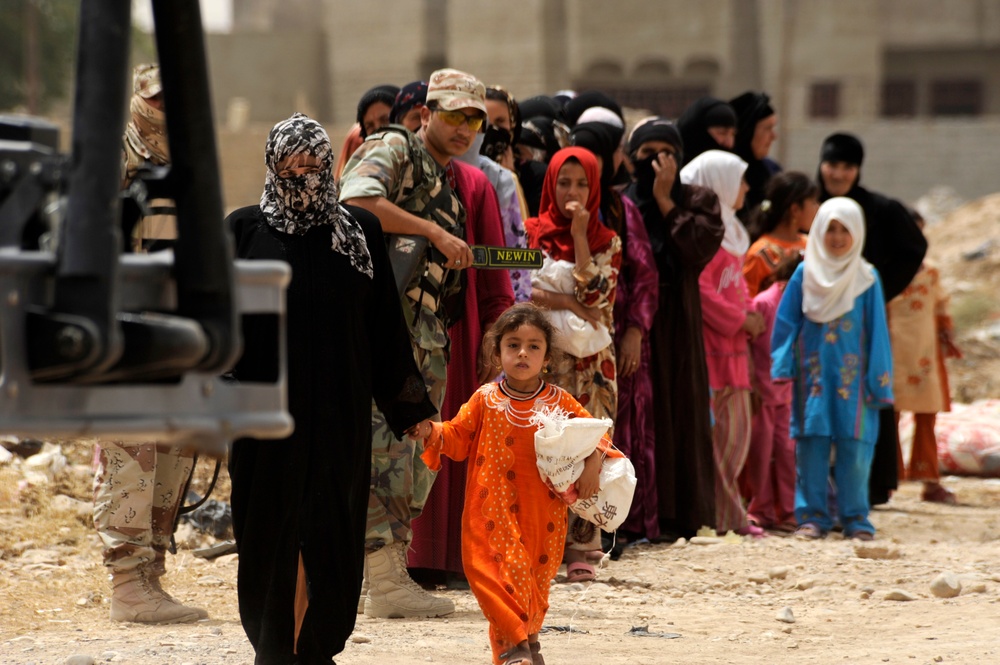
261, 113, 373, 279
627, 116, 686, 205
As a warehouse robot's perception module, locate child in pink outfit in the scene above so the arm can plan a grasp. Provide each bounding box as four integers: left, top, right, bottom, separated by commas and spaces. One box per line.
744, 255, 803, 532
681, 150, 766, 536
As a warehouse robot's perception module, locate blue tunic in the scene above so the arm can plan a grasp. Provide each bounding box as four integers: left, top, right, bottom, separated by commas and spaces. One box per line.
771, 264, 894, 446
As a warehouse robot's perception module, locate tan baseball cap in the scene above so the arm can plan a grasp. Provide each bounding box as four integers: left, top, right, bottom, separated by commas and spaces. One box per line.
133, 63, 162, 99
426, 68, 487, 115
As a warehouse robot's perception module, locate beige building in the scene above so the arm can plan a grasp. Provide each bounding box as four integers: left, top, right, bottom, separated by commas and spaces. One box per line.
208, 0, 1000, 208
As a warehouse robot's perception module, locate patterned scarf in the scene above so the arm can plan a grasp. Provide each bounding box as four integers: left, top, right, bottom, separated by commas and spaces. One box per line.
122, 95, 170, 186
261, 113, 373, 279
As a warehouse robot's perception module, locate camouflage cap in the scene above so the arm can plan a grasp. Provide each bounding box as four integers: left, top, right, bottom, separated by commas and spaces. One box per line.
132, 63, 162, 99
426, 68, 487, 115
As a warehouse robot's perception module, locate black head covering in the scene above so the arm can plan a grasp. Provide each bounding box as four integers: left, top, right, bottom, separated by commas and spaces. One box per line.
820, 132, 864, 166
563, 91, 624, 127
729, 91, 777, 214
570, 121, 622, 188
676, 96, 737, 166
626, 116, 685, 206
627, 116, 683, 160
389, 80, 427, 124
356, 84, 400, 137
517, 95, 564, 122
729, 91, 775, 155
816, 132, 865, 201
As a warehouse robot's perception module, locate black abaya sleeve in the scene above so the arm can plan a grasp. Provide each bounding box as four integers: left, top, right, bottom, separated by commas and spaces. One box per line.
669, 184, 726, 272
861, 192, 927, 302
345, 204, 437, 439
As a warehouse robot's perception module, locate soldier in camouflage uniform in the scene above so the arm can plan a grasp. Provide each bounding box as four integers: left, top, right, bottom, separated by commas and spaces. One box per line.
340, 68, 487, 619
91, 64, 206, 624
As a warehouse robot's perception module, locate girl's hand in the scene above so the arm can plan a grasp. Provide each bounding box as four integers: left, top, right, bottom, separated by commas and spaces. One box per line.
741, 311, 766, 339
574, 451, 603, 501
617, 327, 642, 377
566, 200, 590, 239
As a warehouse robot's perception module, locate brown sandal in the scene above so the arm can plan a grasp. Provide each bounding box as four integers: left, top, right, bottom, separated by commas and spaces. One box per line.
500, 643, 533, 665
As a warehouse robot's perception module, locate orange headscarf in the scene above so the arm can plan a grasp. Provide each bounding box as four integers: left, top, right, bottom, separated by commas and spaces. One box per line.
525, 147, 615, 262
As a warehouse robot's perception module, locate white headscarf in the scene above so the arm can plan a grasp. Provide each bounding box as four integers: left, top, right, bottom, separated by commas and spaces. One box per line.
679, 149, 750, 256
802, 197, 875, 323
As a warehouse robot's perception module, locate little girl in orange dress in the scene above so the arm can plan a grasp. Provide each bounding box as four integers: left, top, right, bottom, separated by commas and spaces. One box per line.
417, 302, 617, 665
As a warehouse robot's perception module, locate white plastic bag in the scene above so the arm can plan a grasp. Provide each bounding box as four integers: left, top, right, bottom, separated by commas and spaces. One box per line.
533, 408, 612, 493
568, 456, 637, 532
531, 408, 636, 531
531, 257, 612, 357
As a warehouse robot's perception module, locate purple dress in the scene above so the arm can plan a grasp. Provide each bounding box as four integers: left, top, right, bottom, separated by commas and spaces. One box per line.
612, 195, 660, 539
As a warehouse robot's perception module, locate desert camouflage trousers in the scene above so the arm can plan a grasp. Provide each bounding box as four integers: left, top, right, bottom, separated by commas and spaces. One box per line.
365, 344, 447, 551
93, 442, 194, 573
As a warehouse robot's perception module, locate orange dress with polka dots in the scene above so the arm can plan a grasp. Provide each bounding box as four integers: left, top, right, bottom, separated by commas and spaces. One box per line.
422, 380, 615, 663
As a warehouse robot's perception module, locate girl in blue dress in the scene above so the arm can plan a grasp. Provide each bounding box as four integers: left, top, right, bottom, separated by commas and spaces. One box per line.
771, 197, 893, 541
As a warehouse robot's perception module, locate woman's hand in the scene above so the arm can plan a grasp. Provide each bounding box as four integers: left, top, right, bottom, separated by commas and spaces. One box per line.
568, 297, 603, 329
574, 451, 603, 501
651, 151, 677, 215
617, 327, 643, 377
405, 419, 434, 440
566, 200, 590, 239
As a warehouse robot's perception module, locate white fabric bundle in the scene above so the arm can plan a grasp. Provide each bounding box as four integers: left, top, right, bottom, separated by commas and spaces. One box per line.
531, 257, 613, 358
531, 408, 637, 531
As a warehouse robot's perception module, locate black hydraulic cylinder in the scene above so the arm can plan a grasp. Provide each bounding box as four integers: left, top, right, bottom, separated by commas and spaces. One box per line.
42, 0, 131, 377
151, 0, 241, 374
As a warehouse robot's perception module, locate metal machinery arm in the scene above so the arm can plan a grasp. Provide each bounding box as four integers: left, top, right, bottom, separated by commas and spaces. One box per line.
0, 0, 291, 454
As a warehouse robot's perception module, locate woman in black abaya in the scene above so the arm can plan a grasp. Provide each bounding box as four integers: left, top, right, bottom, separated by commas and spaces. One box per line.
227, 113, 435, 664
622, 117, 726, 539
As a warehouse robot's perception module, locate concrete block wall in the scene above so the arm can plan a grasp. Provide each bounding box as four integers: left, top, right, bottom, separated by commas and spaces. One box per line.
782, 119, 1000, 205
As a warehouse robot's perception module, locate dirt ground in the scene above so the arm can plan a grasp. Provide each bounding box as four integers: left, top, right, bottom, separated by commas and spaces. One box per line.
2, 194, 1000, 664
2, 446, 999, 665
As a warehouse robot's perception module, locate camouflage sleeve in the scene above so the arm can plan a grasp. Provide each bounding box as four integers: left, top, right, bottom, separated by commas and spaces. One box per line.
338, 132, 410, 202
